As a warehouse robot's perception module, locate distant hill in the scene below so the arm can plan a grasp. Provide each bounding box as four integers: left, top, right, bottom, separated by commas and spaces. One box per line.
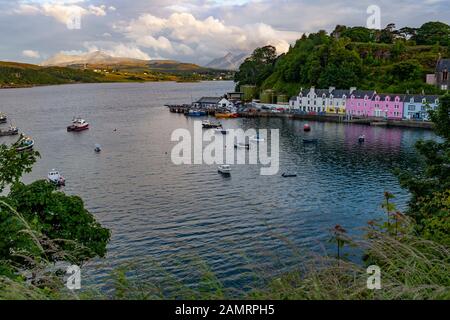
41, 51, 227, 75
0, 61, 105, 88
0, 55, 234, 88
206, 52, 248, 71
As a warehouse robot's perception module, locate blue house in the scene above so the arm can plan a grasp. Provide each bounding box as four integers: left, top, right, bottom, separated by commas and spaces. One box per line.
402, 95, 439, 121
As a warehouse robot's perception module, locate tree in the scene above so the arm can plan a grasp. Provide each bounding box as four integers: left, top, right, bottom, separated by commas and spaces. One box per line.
0, 141, 110, 271
396, 93, 450, 239
0, 137, 40, 193
234, 45, 277, 88
413, 22, 450, 46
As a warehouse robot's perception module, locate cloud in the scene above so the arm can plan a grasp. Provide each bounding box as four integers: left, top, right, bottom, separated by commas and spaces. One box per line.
116, 12, 300, 63
22, 49, 40, 58
84, 42, 151, 60
12, 1, 108, 25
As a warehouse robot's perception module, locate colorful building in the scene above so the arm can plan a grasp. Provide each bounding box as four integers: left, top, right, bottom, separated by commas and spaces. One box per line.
346, 90, 376, 117
371, 94, 403, 119
402, 95, 440, 120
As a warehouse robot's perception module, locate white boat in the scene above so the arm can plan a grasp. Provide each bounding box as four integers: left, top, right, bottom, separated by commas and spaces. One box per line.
15, 135, 34, 152
218, 164, 231, 175
234, 142, 250, 149
0, 112, 6, 123
67, 117, 89, 132
94, 144, 102, 152
48, 169, 66, 186
250, 135, 265, 142
358, 135, 366, 143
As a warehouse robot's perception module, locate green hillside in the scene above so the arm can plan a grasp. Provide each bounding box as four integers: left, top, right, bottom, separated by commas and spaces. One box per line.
0, 60, 233, 88
0, 61, 106, 87
235, 21, 450, 97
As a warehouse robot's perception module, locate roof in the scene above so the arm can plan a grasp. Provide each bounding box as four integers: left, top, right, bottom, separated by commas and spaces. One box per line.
403, 95, 440, 103
436, 58, 450, 72
350, 90, 376, 99
330, 89, 349, 97
196, 97, 223, 104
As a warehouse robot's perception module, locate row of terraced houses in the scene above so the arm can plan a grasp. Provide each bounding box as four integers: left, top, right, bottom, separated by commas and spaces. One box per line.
288, 87, 440, 121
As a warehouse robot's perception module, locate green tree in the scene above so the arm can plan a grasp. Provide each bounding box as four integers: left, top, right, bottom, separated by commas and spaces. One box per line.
396, 93, 450, 240
0, 141, 110, 271
413, 21, 450, 46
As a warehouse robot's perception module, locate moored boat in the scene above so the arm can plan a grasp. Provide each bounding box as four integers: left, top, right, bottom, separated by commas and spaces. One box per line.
95, 144, 102, 153
0, 113, 6, 124
67, 118, 89, 132
282, 173, 297, 178
15, 135, 34, 152
303, 124, 311, 132
218, 164, 231, 175
48, 169, 66, 186
250, 135, 265, 142
303, 138, 318, 144
0, 125, 19, 136
234, 142, 250, 149
358, 134, 366, 143
215, 112, 238, 119
187, 110, 207, 117
202, 120, 222, 128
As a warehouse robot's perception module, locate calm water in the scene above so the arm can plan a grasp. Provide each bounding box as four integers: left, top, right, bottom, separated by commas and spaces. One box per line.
0, 81, 436, 291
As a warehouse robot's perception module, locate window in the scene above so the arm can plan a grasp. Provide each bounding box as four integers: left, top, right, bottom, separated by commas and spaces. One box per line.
408, 105, 415, 111
443, 69, 448, 81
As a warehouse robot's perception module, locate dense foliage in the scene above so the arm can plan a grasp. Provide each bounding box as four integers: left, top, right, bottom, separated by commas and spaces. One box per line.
235, 22, 450, 97
0, 140, 110, 272
396, 93, 450, 245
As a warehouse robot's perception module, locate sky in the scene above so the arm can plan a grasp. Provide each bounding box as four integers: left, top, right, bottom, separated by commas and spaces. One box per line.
0, 0, 449, 66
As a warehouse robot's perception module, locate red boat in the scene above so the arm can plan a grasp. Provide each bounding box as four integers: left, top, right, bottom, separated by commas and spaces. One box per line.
67, 118, 89, 132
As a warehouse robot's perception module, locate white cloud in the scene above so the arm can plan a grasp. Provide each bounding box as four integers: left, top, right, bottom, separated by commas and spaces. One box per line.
12, 1, 108, 25
84, 43, 151, 60
116, 12, 300, 62
22, 49, 40, 58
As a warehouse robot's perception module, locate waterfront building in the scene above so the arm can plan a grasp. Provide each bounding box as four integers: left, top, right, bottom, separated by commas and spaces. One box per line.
346, 90, 376, 117
402, 95, 440, 120
325, 88, 352, 115
371, 93, 403, 119
194, 97, 233, 109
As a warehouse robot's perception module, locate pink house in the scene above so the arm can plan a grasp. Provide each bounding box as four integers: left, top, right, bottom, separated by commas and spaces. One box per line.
371, 94, 403, 119
346, 91, 403, 119
346, 90, 376, 117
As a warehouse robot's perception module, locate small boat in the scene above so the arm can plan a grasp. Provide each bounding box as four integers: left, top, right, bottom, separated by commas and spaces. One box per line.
303, 138, 318, 144
94, 144, 102, 153
250, 135, 265, 142
0, 126, 19, 136
48, 169, 65, 187
15, 135, 34, 152
358, 135, 366, 143
218, 164, 231, 175
303, 124, 311, 132
214, 127, 229, 134
67, 118, 89, 132
215, 112, 238, 119
202, 120, 222, 129
282, 173, 297, 178
234, 143, 250, 149
187, 110, 206, 117
0, 113, 6, 124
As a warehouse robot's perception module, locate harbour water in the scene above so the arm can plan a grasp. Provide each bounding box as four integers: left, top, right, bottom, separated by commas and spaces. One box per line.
0, 81, 436, 291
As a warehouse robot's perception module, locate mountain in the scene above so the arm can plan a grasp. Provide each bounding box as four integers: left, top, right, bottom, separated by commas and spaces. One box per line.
40, 51, 225, 75
41, 51, 147, 67
206, 52, 248, 71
